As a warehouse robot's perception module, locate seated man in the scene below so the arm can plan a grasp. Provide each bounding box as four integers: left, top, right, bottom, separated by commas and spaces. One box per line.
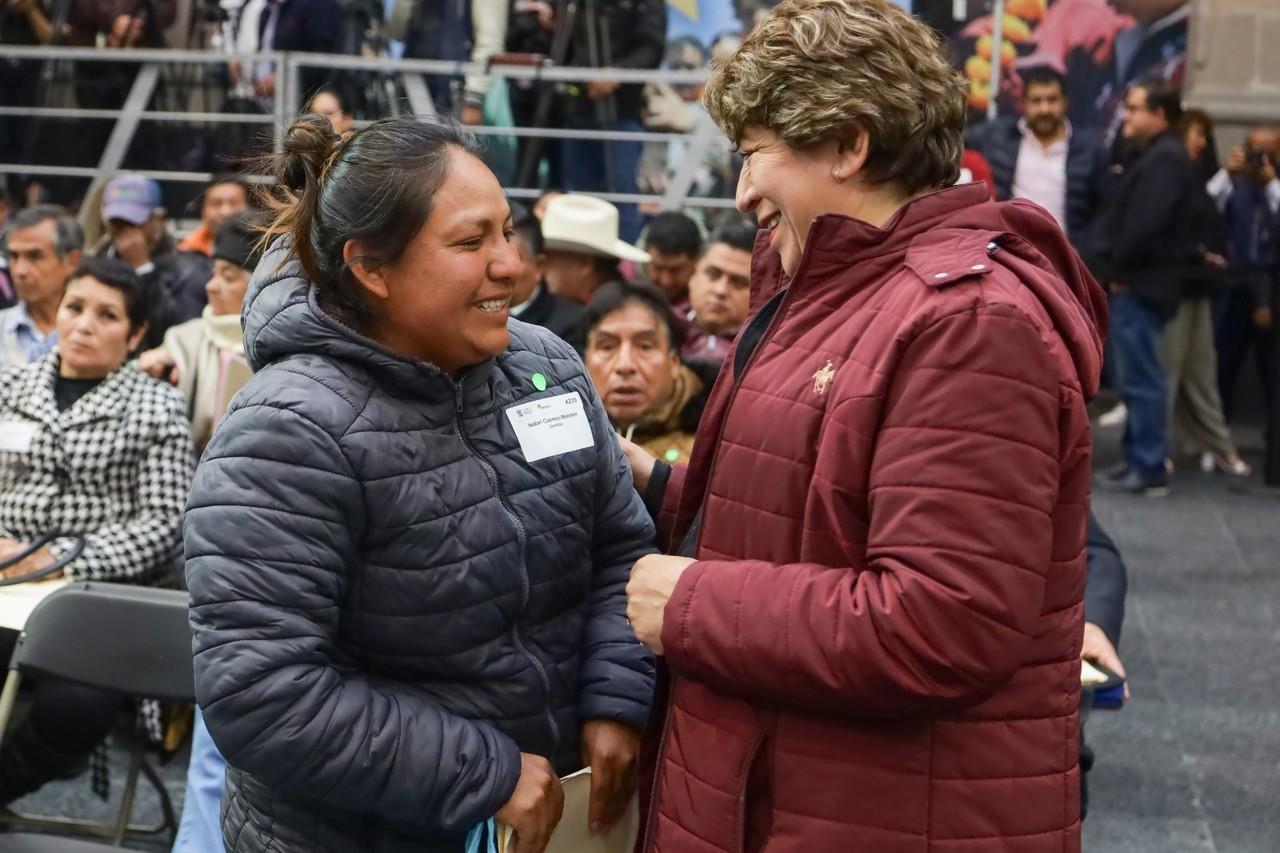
644, 210, 702, 307
539, 194, 650, 304
507, 212, 585, 350
0, 205, 82, 369
584, 280, 716, 465
681, 220, 755, 365
176, 173, 251, 259
98, 174, 211, 342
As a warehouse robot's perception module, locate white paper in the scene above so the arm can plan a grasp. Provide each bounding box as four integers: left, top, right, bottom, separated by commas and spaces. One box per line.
0, 579, 69, 632
0, 421, 38, 453
497, 767, 639, 853
505, 392, 595, 463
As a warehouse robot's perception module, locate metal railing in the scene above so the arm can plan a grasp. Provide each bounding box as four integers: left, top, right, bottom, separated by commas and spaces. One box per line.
0, 46, 735, 229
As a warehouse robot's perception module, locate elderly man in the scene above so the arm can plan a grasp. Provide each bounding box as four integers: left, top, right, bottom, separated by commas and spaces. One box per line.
584, 280, 715, 466
539, 194, 650, 304
681, 221, 755, 365
0, 206, 82, 368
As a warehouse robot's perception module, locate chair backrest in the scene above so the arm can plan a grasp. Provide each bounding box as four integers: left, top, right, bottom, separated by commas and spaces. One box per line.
10, 583, 194, 703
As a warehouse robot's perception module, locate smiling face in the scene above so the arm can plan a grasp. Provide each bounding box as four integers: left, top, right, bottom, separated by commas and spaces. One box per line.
353, 148, 522, 373
735, 125, 851, 277
56, 276, 146, 379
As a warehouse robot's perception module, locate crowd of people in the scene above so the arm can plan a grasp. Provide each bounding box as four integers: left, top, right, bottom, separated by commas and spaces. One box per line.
0, 0, 1276, 851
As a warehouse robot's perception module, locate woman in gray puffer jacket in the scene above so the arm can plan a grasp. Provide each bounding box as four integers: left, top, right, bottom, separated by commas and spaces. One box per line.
184, 115, 656, 853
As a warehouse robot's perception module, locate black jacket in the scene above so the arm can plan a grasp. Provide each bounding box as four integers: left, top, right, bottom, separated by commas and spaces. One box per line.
964, 118, 1107, 249
517, 280, 585, 351
186, 244, 656, 852
1092, 131, 1198, 319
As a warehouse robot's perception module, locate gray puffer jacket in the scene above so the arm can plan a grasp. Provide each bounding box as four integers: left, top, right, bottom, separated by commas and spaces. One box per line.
185, 245, 657, 853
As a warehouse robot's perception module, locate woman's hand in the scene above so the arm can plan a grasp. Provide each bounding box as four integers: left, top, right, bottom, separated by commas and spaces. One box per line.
626, 555, 695, 654
581, 719, 640, 833
495, 753, 564, 853
0, 539, 56, 580
138, 347, 177, 383
617, 434, 657, 493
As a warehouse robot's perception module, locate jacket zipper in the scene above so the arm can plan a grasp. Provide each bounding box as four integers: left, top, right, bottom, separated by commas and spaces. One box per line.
453, 382, 562, 753
639, 284, 796, 853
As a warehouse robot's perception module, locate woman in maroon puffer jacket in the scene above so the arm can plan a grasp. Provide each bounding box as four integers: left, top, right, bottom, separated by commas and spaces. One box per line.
621, 1, 1109, 851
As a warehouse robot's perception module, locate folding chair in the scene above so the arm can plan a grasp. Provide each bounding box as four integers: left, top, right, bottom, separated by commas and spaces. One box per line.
0, 583, 194, 850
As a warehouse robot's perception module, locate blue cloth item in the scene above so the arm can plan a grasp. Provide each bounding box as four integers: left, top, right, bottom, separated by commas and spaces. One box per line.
172, 708, 227, 853
464, 818, 498, 853
1110, 291, 1169, 476
1, 302, 58, 365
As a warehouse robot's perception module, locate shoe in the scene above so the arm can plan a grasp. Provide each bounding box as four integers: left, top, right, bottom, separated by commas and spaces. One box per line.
1200, 452, 1251, 477
1096, 467, 1170, 497
1097, 402, 1128, 428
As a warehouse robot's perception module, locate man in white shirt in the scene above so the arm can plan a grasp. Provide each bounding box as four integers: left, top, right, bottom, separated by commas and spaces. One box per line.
1206, 125, 1280, 219
965, 66, 1106, 250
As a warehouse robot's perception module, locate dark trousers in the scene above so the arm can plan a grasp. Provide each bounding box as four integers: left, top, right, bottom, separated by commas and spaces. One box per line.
1213, 283, 1275, 422
1110, 291, 1169, 476
0, 628, 123, 804
560, 117, 644, 243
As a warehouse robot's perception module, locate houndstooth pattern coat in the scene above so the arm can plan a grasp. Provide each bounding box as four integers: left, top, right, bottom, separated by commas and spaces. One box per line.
0, 353, 195, 583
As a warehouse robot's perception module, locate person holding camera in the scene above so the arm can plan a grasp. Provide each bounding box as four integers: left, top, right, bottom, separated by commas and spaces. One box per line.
1206, 124, 1280, 425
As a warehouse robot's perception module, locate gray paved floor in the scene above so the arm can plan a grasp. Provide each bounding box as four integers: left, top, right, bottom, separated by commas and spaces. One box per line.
9, 424, 1280, 851
1083, 423, 1280, 852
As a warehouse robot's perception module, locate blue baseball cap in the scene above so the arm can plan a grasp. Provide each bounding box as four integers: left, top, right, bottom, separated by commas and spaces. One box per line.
102, 174, 163, 225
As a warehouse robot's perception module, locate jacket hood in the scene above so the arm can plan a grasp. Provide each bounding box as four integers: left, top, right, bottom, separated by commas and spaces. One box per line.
242, 241, 456, 397
925, 192, 1108, 400
748, 183, 1107, 399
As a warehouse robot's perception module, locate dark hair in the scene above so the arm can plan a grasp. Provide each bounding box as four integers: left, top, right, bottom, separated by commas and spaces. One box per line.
258, 113, 483, 329
66, 256, 148, 332
1021, 66, 1067, 97
1179, 108, 1219, 175
584, 280, 685, 354
1133, 78, 1183, 127
709, 218, 757, 255
6, 204, 83, 260
512, 211, 544, 257
646, 211, 702, 258
207, 172, 252, 201
308, 86, 345, 110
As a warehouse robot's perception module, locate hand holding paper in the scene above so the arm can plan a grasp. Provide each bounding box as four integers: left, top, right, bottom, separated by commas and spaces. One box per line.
581, 720, 641, 834
494, 753, 564, 853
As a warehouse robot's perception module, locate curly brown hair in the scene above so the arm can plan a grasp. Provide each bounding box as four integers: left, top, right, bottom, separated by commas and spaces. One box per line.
703, 0, 967, 194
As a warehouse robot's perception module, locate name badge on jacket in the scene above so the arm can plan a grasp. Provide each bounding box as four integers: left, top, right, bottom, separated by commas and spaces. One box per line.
0, 421, 39, 453
506, 392, 594, 463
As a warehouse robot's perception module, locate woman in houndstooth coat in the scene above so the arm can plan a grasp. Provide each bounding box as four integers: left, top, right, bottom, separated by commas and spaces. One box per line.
0, 256, 195, 806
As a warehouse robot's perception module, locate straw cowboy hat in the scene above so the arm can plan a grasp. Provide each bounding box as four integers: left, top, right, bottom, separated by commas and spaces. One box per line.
540, 195, 651, 263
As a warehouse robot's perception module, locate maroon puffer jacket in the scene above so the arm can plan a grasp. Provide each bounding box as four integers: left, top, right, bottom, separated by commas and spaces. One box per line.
639, 183, 1108, 853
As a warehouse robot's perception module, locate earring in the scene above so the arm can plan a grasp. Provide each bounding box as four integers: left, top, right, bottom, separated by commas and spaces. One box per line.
832, 169, 846, 183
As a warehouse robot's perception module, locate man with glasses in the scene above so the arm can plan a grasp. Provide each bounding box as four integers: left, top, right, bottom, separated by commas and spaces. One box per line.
1094, 79, 1193, 495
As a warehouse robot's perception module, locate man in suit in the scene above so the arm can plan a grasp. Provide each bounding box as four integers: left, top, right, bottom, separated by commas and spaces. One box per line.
508, 212, 586, 351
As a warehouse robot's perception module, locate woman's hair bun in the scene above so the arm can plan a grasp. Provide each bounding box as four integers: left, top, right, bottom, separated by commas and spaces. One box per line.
279, 113, 341, 194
